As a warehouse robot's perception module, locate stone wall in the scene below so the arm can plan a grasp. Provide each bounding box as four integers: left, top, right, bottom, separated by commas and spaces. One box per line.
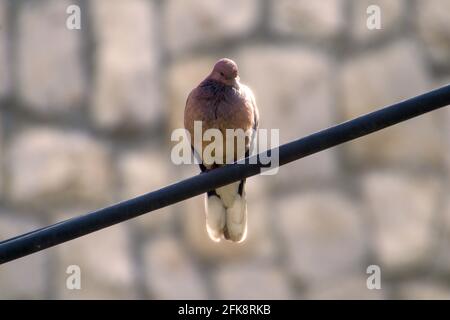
0, 0, 450, 299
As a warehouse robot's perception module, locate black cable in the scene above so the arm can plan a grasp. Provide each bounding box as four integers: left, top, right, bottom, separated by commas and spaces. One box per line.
1, 84, 450, 264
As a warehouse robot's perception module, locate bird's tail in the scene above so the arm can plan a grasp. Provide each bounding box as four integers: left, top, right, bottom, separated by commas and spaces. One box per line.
205, 179, 247, 243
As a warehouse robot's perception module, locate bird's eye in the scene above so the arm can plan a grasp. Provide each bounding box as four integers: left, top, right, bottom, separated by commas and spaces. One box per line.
220, 72, 224, 76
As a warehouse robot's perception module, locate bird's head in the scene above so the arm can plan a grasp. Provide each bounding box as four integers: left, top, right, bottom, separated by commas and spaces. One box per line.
209, 58, 240, 88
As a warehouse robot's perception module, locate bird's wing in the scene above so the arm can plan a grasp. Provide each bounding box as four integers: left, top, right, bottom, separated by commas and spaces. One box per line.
240, 84, 259, 156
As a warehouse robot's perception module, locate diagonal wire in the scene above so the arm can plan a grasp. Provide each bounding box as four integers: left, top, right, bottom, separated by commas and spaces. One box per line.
1, 84, 450, 264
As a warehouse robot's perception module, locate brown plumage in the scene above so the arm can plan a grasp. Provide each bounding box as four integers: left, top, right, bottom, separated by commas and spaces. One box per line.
184, 58, 259, 242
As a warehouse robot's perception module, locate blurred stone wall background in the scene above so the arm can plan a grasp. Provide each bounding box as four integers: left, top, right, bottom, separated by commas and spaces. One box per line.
1, 0, 450, 299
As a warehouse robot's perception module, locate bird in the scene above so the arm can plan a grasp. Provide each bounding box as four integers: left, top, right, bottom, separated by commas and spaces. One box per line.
184, 58, 259, 243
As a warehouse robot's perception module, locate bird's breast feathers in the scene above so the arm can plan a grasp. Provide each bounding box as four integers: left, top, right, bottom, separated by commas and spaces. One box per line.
184, 79, 259, 164
185, 80, 257, 134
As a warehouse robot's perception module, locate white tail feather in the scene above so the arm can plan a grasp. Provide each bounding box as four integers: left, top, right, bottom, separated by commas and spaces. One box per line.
205, 194, 226, 242
205, 181, 247, 243
215, 182, 240, 208
225, 194, 247, 242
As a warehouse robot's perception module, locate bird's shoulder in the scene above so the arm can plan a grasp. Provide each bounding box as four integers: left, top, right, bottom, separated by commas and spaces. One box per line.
239, 83, 259, 130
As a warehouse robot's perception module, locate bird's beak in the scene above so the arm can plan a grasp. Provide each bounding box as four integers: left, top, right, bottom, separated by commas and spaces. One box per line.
231, 78, 240, 89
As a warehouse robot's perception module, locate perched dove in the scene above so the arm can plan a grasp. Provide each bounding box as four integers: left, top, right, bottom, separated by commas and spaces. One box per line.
184, 58, 259, 243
